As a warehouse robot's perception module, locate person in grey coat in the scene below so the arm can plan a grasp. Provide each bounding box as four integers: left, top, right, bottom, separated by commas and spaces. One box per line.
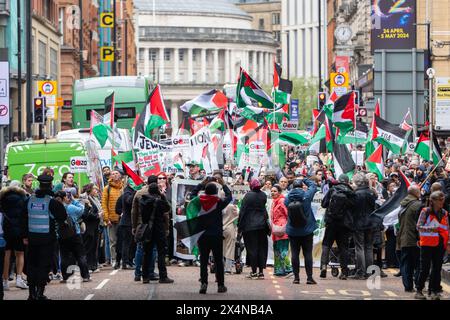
397, 185, 423, 292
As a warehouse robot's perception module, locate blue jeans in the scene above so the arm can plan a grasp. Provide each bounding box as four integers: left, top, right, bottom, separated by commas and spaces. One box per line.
400, 246, 420, 291
134, 242, 157, 277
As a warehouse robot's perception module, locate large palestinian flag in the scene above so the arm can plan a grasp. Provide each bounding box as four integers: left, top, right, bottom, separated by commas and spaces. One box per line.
337, 120, 368, 145
174, 195, 222, 252
180, 89, 228, 116
275, 132, 310, 146
133, 85, 170, 144
333, 142, 355, 178
273, 62, 293, 105
365, 144, 384, 180
236, 68, 273, 109
332, 91, 356, 134
372, 115, 407, 154
414, 132, 442, 165
370, 170, 411, 229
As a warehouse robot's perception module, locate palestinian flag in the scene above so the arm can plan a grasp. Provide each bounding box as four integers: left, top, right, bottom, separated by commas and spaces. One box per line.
239, 105, 268, 123
333, 141, 355, 179
90, 110, 109, 148
332, 91, 356, 134
276, 132, 310, 146
113, 150, 136, 171
365, 144, 384, 180
273, 62, 293, 105
414, 132, 442, 165
337, 120, 369, 145
209, 108, 226, 133
121, 161, 144, 186
103, 92, 116, 127
174, 195, 221, 252
180, 89, 228, 116
372, 115, 407, 154
370, 170, 411, 229
133, 85, 169, 144
309, 122, 333, 153
321, 91, 339, 121
266, 104, 290, 127
236, 68, 273, 109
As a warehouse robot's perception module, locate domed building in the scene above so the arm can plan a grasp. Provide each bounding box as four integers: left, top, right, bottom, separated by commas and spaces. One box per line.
134, 0, 278, 128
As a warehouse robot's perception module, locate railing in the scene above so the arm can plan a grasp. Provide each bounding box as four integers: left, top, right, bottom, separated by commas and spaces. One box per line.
139, 26, 276, 46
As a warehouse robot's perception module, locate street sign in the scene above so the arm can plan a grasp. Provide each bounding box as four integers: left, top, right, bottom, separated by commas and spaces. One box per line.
290, 99, 299, 122
38, 81, 57, 96
0, 61, 9, 125
330, 72, 349, 97
101, 47, 115, 61
435, 77, 450, 131
357, 108, 367, 117
100, 13, 114, 28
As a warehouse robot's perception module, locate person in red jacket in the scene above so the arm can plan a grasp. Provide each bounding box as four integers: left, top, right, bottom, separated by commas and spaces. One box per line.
270, 184, 292, 277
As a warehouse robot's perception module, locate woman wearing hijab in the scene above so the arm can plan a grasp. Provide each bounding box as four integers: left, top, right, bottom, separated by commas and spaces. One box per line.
238, 179, 269, 280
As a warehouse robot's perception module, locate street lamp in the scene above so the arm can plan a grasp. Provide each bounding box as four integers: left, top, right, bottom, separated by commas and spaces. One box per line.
427, 67, 435, 161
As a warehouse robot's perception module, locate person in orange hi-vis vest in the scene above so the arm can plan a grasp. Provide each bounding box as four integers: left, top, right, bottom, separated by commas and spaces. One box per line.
415, 191, 450, 300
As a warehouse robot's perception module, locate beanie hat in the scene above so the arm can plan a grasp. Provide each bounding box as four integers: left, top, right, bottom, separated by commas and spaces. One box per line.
338, 174, 349, 184
148, 182, 160, 195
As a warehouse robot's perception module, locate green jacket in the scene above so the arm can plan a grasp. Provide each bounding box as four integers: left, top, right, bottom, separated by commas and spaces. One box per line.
397, 195, 423, 249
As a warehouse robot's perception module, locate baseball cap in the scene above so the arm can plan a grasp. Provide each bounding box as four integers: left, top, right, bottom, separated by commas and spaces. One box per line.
187, 160, 199, 167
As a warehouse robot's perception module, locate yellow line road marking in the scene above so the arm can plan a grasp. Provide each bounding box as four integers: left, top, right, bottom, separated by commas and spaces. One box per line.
326, 289, 336, 295
384, 291, 398, 297
339, 289, 371, 296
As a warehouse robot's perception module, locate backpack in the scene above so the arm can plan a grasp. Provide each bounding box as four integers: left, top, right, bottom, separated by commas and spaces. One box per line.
57, 214, 77, 240
287, 200, 308, 228
328, 188, 349, 221
136, 195, 158, 242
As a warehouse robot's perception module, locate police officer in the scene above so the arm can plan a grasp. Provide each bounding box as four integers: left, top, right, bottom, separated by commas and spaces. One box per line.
23, 174, 67, 300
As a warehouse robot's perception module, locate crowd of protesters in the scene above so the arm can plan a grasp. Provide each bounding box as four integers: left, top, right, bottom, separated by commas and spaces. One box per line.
0, 145, 449, 300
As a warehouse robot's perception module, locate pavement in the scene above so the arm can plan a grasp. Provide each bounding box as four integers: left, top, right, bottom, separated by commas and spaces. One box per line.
3, 264, 450, 300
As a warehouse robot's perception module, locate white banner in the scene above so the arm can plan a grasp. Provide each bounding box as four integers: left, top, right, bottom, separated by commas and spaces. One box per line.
134, 133, 172, 152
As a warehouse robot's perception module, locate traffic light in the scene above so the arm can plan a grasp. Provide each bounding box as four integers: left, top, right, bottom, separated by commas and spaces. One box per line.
33, 97, 45, 123
318, 92, 327, 110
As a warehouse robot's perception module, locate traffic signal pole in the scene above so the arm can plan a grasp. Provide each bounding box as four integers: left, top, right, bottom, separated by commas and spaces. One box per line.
26, 0, 32, 138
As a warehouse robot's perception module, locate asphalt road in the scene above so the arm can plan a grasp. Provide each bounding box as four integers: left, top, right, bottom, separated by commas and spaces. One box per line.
3, 265, 450, 300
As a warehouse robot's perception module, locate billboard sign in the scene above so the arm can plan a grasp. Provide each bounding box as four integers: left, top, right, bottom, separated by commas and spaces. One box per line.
435, 77, 450, 131
371, 0, 416, 52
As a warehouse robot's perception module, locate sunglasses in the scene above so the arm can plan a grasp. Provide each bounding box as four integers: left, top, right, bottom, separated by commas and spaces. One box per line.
158, 177, 167, 180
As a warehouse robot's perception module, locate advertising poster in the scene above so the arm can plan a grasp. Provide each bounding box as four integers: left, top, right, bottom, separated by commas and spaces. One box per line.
371, 0, 416, 52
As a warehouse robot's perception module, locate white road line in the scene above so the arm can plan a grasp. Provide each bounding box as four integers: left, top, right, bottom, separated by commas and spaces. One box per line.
84, 294, 94, 300
384, 291, 398, 297
278, 296, 284, 300
95, 279, 110, 290
276, 290, 282, 294
274, 285, 280, 289
147, 285, 155, 300
272, 280, 278, 284
326, 289, 336, 295
109, 270, 119, 276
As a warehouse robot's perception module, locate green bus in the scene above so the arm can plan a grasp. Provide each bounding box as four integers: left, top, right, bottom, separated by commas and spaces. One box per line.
72, 76, 150, 129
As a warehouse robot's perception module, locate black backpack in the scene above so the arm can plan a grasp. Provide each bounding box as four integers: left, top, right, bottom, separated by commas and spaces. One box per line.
328, 188, 349, 221
57, 214, 77, 240
287, 200, 308, 228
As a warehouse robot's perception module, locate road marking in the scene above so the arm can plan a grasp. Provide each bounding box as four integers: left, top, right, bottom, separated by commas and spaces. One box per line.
269, 272, 273, 275
84, 294, 94, 300
364, 298, 372, 300
274, 285, 280, 289
278, 296, 284, 300
384, 291, 398, 297
276, 290, 282, 294
339, 289, 371, 296
326, 289, 336, 295
147, 285, 155, 300
95, 279, 110, 290
109, 270, 119, 276
272, 280, 278, 284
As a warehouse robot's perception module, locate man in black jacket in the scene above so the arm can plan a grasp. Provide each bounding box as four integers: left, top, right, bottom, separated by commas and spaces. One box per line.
23, 174, 67, 300
351, 174, 377, 280
197, 180, 232, 294
116, 180, 138, 270
320, 174, 355, 280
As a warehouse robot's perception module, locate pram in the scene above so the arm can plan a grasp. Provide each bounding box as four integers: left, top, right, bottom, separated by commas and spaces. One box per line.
328, 238, 356, 277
